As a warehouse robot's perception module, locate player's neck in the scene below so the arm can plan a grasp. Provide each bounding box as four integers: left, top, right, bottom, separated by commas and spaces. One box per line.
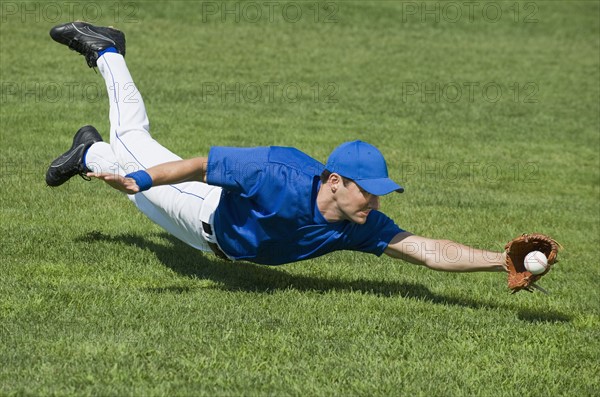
316, 183, 345, 223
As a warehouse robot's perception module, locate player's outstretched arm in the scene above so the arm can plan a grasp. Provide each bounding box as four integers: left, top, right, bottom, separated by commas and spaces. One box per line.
88, 157, 209, 194
384, 233, 507, 272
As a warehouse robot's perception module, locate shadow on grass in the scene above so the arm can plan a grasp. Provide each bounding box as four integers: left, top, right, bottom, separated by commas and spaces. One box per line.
76, 231, 572, 323
516, 308, 572, 323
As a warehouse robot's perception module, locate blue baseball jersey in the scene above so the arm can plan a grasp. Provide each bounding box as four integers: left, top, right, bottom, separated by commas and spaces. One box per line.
206, 146, 404, 265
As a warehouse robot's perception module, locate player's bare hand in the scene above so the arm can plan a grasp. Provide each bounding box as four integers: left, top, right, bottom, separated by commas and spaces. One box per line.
87, 172, 141, 194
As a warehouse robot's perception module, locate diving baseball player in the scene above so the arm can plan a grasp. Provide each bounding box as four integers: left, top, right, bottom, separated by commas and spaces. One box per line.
47, 22, 508, 273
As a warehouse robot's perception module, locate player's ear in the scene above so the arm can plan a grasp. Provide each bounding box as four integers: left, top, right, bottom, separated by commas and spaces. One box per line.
329, 172, 342, 193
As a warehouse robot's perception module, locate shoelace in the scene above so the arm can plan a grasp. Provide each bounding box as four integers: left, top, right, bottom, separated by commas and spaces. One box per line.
76, 160, 93, 181
78, 170, 92, 181
67, 40, 97, 68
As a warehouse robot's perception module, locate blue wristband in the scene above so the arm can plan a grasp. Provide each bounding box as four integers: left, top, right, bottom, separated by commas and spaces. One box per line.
125, 170, 153, 192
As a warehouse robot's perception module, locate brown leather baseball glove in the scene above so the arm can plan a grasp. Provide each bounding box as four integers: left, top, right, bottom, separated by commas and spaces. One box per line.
505, 233, 561, 293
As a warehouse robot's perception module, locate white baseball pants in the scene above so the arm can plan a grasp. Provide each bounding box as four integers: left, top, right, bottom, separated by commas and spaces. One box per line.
84, 53, 221, 253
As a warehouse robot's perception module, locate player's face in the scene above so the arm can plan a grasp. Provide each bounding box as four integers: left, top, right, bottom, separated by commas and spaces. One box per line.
336, 178, 380, 224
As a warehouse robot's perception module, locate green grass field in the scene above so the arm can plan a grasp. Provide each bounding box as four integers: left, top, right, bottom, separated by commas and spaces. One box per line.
1, 1, 599, 395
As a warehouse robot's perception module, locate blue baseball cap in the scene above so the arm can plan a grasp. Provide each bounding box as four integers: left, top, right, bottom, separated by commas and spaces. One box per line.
325, 140, 404, 195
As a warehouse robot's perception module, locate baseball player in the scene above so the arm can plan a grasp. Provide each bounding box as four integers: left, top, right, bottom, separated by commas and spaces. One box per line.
47, 22, 508, 272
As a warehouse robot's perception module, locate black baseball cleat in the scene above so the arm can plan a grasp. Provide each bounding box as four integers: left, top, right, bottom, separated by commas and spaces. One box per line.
49, 21, 126, 68
46, 125, 103, 187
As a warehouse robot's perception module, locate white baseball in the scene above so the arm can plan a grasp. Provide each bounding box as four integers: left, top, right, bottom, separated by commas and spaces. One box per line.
524, 251, 548, 275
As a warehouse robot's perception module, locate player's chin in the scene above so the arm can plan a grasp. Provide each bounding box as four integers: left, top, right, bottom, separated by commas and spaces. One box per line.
353, 210, 371, 224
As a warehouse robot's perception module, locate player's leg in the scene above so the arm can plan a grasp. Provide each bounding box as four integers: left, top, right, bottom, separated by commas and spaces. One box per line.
86, 30, 228, 248
96, 51, 181, 170
48, 22, 216, 251
46, 125, 213, 251
92, 51, 224, 240
49, 22, 181, 172
84, 141, 213, 251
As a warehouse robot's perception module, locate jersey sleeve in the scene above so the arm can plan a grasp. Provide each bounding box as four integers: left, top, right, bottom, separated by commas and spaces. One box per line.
349, 211, 404, 256
206, 146, 271, 195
